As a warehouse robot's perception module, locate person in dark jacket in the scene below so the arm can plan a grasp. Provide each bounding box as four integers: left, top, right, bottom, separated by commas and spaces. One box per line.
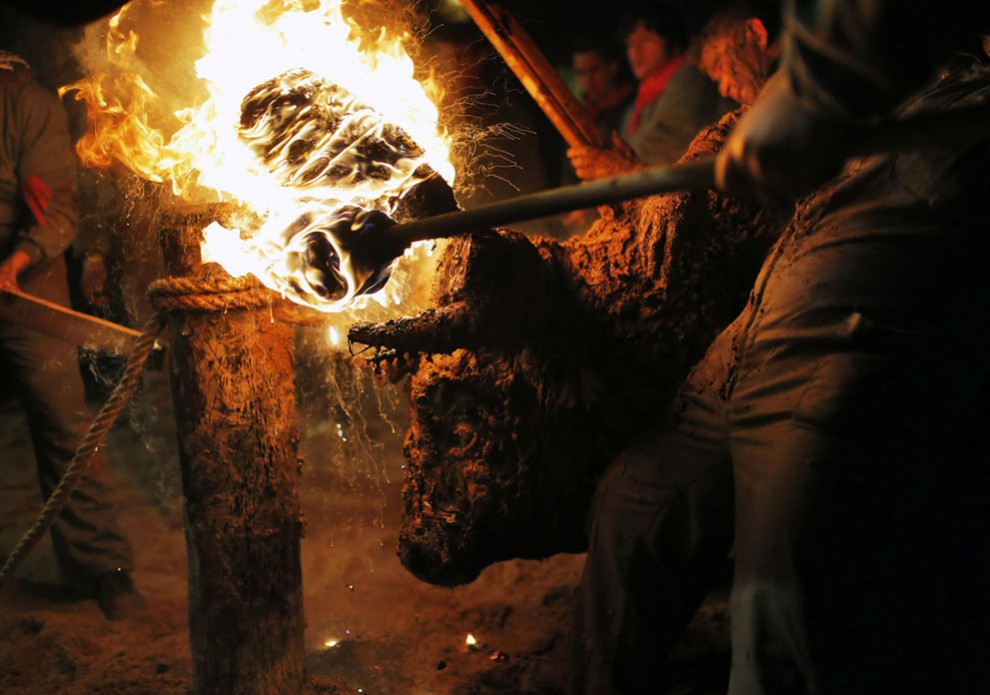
0, 51, 140, 620
571, 3, 990, 692
717, 0, 990, 201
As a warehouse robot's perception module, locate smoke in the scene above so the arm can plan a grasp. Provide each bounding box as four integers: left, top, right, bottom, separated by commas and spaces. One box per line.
71, 0, 212, 123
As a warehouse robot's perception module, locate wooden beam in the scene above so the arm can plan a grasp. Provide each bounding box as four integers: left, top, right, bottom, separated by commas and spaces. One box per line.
460, 0, 606, 148
161, 207, 305, 695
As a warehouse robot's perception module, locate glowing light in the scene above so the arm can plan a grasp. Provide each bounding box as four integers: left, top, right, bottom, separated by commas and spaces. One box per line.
62, 0, 453, 314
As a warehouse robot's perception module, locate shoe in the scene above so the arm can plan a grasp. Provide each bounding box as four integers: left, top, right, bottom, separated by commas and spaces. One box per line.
94, 569, 145, 620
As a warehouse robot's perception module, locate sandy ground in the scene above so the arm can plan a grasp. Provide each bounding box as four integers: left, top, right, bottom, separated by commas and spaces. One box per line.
0, 347, 729, 695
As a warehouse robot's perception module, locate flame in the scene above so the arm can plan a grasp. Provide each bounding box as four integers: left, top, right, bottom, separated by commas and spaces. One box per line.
63, 72, 171, 181
62, 0, 453, 314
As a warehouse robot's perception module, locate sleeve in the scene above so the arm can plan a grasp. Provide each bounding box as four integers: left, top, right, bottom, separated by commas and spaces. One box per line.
626, 64, 733, 165
785, 0, 990, 119
13, 80, 79, 263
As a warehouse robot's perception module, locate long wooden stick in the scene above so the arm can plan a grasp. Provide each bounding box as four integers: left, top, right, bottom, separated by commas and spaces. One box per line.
0, 287, 142, 354
460, 0, 605, 148
384, 100, 990, 249
387, 159, 713, 247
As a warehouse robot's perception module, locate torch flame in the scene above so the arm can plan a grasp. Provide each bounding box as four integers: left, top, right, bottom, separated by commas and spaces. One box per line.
62, 0, 453, 315
64, 73, 172, 182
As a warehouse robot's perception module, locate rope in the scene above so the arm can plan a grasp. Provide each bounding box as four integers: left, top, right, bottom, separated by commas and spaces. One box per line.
148, 274, 274, 312
148, 274, 332, 324
0, 271, 331, 589
0, 313, 166, 588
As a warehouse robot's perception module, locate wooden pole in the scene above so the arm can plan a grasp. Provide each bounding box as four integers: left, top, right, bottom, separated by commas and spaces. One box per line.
376, 102, 990, 252
161, 207, 305, 695
459, 0, 606, 148
384, 159, 715, 247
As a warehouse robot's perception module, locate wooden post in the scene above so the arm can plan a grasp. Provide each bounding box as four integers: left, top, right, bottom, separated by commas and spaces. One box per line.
161, 208, 305, 695
459, 0, 606, 149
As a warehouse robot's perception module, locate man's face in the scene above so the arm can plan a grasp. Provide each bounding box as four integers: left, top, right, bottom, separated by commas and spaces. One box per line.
625, 22, 669, 81
573, 50, 617, 104
698, 21, 768, 106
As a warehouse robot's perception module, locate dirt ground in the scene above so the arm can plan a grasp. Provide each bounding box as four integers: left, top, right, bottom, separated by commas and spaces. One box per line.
0, 343, 730, 695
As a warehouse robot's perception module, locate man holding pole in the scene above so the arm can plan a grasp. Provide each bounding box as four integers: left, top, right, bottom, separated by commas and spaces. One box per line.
0, 50, 139, 620
571, 2, 990, 693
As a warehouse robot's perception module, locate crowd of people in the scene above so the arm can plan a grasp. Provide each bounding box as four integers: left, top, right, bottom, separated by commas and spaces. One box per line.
566, 3, 734, 181
430, 1, 987, 692
2, 1, 989, 694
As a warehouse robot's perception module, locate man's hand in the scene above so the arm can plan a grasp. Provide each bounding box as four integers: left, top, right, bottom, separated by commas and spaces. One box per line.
81, 254, 108, 305
715, 71, 851, 203
0, 249, 32, 294
568, 131, 640, 181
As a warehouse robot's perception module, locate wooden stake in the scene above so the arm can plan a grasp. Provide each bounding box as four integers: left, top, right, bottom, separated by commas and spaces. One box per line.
161, 208, 305, 695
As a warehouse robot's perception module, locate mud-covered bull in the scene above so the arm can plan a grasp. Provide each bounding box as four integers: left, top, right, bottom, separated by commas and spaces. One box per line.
352, 111, 788, 586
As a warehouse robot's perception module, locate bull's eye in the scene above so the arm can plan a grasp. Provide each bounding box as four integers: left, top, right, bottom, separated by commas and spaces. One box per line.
427, 386, 486, 449
451, 422, 475, 449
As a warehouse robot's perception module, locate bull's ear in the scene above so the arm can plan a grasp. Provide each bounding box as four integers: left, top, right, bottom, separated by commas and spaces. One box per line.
4, 0, 131, 26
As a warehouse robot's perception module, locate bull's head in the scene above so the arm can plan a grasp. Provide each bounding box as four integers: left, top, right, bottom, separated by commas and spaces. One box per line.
351, 229, 607, 585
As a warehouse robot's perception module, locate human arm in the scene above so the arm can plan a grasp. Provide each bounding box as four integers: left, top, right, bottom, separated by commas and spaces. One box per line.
566, 131, 641, 181
716, 0, 990, 201
0, 248, 31, 292
12, 80, 79, 267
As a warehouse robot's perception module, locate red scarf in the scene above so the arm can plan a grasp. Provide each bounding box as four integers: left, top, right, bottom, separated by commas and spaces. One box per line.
584, 83, 634, 121
628, 54, 686, 135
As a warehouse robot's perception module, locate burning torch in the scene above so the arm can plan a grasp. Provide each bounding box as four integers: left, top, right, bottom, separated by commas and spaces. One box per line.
296, 100, 990, 306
